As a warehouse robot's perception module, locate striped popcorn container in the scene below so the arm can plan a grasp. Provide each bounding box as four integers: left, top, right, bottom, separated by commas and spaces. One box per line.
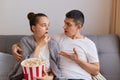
21, 58, 45, 80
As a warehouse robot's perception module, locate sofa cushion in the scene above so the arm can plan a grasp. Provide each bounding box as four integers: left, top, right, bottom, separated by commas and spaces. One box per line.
99, 52, 120, 79
0, 52, 16, 80
87, 34, 120, 80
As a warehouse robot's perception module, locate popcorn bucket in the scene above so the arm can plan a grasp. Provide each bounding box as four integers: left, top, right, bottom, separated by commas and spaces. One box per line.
21, 58, 45, 80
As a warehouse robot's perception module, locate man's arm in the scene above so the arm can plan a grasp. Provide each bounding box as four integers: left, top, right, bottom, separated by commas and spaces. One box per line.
60, 48, 100, 76
12, 43, 23, 61
75, 57, 99, 76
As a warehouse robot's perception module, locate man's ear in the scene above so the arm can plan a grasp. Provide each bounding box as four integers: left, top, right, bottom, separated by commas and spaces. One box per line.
77, 24, 82, 29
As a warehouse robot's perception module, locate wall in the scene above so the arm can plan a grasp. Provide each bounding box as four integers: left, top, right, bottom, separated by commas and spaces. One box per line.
0, 0, 112, 35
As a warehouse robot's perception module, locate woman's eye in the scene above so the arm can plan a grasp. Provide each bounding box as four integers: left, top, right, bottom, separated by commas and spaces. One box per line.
41, 25, 45, 27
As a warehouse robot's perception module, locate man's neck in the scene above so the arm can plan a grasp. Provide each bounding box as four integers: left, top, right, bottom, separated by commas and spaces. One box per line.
70, 33, 84, 39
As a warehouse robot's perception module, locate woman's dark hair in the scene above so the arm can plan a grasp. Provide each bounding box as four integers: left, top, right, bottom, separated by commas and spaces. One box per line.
27, 12, 48, 32
66, 10, 84, 27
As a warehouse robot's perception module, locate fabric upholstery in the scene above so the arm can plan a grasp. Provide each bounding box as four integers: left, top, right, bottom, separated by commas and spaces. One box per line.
87, 34, 120, 80
0, 52, 16, 80
0, 34, 120, 80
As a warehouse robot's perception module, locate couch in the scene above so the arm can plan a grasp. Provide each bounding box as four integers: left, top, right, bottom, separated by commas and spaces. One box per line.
0, 34, 120, 80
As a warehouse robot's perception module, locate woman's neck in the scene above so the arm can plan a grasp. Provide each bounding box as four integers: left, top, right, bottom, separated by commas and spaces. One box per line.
33, 35, 42, 44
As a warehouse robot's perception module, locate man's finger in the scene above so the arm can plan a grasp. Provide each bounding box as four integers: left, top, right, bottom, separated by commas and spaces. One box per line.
13, 52, 23, 61
73, 48, 79, 59
15, 55, 22, 61
59, 51, 67, 56
59, 51, 70, 58
16, 57, 21, 61
73, 48, 77, 54
18, 46, 23, 50
17, 55, 23, 59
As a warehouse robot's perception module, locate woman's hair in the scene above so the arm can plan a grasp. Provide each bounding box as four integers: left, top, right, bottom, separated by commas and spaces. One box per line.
27, 12, 48, 32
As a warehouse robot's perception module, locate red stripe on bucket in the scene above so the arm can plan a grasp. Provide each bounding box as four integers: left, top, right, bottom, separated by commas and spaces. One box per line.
24, 67, 27, 74
29, 67, 33, 80
36, 66, 39, 77
42, 65, 45, 77
24, 67, 28, 80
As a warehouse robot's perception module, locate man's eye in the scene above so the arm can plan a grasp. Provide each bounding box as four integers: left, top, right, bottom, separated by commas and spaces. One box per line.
67, 23, 71, 26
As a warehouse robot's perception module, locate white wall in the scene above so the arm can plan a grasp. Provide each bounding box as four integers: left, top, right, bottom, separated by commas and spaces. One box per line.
0, 0, 112, 35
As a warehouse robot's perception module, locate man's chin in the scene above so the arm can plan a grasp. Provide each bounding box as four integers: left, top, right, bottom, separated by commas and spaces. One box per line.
64, 33, 70, 37
65, 33, 75, 39
64, 32, 68, 36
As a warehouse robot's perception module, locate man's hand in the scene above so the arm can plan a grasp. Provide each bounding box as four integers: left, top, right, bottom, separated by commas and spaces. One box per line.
60, 48, 100, 76
60, 48, 79, 62
12, 43, 23, 61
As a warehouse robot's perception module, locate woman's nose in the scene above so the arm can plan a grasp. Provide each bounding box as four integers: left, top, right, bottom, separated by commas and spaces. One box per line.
46, 26, 49, 30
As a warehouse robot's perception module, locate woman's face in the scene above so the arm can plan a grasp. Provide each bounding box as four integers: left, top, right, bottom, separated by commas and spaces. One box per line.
32, 16, 50, 39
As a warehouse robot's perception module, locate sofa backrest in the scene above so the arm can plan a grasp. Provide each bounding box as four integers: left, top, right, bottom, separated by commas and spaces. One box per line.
87, 34, 120, 80
0, 35, 26, 54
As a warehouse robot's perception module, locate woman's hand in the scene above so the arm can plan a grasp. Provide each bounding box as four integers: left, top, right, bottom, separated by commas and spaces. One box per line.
34, 72, 54, 80
37, 34, 50, 47
33, 34, 50, 57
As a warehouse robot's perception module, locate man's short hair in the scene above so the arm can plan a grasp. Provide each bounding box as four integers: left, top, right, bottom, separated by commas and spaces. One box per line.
66, 10, 84, 26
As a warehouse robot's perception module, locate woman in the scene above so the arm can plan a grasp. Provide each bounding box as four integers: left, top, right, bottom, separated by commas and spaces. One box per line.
9, 12, 61, 80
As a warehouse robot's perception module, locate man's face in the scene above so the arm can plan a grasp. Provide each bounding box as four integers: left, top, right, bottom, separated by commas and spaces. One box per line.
63, 17, 80, 37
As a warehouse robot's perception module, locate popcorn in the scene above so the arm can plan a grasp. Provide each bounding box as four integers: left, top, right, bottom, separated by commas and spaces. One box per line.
21, 58, 45, 80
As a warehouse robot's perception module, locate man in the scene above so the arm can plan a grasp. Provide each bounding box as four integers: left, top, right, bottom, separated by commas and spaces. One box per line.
12, 10, 100, 80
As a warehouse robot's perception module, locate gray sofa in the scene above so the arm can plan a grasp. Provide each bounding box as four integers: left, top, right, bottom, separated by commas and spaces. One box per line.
0, 34, 120, 80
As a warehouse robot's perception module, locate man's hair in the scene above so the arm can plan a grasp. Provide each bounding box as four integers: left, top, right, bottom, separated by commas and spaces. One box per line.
66, 10, 84, 26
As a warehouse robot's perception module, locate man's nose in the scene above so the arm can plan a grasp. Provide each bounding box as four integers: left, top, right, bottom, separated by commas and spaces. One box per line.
63, 25, 66, 29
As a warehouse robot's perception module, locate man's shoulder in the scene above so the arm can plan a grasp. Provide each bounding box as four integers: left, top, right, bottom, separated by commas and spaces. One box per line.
84, 37, 96, 45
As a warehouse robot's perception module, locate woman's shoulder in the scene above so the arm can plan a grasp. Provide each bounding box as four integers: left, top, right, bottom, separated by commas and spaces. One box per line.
48, 38, 59, 48
48, 38, 58, 45
20, 35, 34, 43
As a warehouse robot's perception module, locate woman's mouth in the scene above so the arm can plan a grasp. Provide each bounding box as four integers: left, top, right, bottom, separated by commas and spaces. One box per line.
45, 32, 48, 34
